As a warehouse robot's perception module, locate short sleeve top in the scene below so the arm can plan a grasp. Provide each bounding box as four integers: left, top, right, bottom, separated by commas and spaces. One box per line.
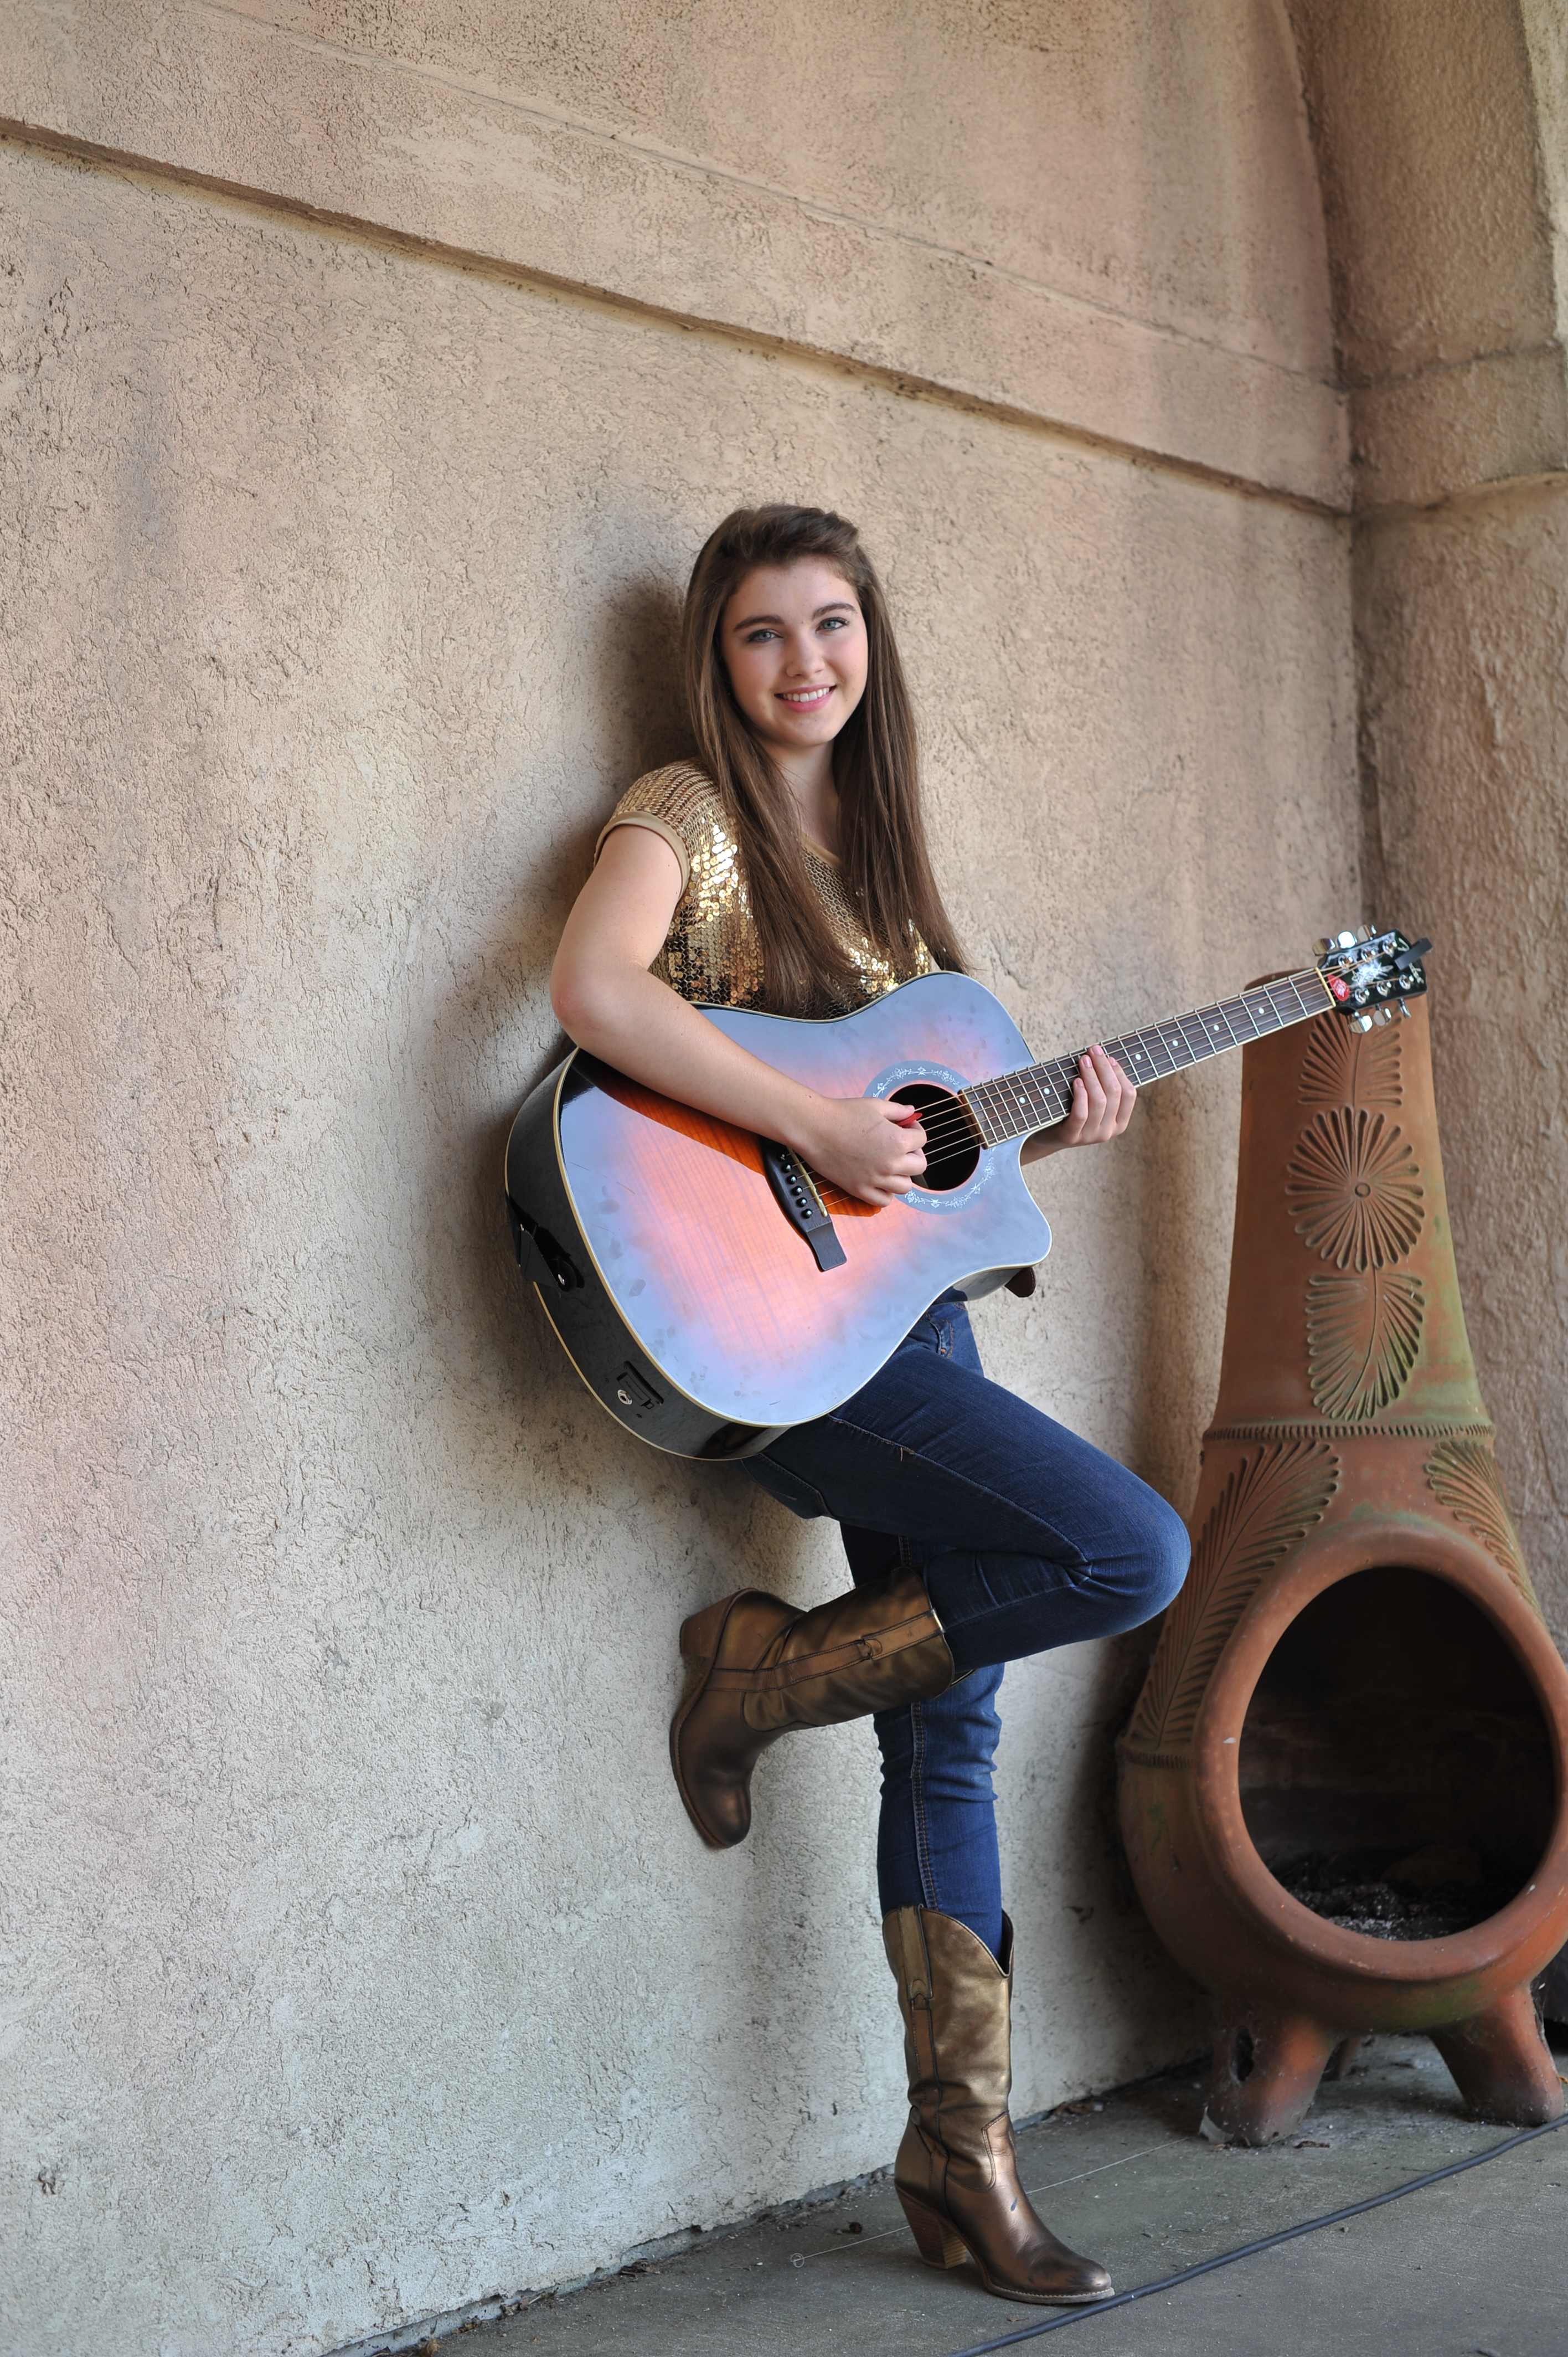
595, 762, 936, 1017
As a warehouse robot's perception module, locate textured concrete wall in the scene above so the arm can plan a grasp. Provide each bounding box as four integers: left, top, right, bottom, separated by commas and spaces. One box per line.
1290, 0, 1568, 1648
1, 8, 1363, 2354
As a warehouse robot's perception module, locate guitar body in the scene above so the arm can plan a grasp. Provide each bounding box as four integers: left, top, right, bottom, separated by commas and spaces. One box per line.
504, 972, 1051, 1460
504, 927, 1430, 1463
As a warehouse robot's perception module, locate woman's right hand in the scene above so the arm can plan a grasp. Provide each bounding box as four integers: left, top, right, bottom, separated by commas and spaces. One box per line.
795, 1096, 927, 1206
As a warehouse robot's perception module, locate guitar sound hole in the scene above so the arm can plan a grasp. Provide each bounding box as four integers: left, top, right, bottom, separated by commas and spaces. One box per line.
890, 1084, 981, 1192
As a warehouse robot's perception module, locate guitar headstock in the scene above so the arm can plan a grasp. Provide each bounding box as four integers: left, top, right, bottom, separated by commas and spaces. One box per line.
1314, 927, 1432, 1031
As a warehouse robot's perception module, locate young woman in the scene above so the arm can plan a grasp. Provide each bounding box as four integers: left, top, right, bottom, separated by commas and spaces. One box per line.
550, 505, 1189, 2308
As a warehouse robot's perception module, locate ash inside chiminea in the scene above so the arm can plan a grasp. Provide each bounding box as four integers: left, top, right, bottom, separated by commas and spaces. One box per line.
1240, 1566, 1553, 1944
1273, 1844, 1520, 1940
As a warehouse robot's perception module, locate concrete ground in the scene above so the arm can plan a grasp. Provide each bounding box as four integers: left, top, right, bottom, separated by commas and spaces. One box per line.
442, 2032, 1568, 2357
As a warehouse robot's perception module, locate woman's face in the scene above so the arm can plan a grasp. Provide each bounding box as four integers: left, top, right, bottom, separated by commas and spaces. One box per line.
720, 559, 869, 763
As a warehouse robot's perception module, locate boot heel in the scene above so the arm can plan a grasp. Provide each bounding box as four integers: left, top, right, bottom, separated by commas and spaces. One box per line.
897, 2190, 967, 2269
679, 1594, 741, 1663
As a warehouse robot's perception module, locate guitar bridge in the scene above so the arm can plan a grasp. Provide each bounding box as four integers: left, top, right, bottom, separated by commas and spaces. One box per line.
759, 1140, 847, 1272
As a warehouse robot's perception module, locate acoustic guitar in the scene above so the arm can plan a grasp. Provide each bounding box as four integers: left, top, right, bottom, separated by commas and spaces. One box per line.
504, 928, 1430, 1461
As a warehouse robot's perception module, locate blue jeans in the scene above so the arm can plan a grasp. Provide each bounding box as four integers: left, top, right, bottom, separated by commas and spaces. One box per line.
745, 1296, 1189, 1960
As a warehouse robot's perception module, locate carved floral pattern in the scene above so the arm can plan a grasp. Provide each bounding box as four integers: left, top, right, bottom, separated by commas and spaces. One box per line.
1286, 1109, 1424, 1271
1298, 1017, 1402, 1108
1305, 1269, 1425, 1419
1128, 1440, 1340, 1753
1426, 1439, 1538, 1608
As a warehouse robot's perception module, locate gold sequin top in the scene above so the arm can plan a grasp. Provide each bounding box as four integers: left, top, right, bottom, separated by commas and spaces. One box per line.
595, 762, 936, 1017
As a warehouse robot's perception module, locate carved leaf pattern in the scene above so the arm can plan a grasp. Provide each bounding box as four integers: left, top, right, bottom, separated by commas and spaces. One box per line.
1305, 1269, 1425, 1418
1129, 1441, 1340, 1751
1298, 1018, 1402, 1108
1426, 1439, 1538, 1605
1286, 1109, 1424, 1270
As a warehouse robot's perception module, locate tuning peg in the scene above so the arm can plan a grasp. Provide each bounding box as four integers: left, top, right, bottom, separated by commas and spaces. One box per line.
1313, 938, 1333, 959
1357, 924, 1375, 942
1350, 1012, 1375, 1032
1337, 931, 1358, 948
1399, 999, 1414, 1018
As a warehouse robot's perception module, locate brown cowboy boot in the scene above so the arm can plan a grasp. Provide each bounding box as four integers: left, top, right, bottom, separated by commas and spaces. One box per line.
670, 1572, 955, 1849
884, 1906, 1112, 2306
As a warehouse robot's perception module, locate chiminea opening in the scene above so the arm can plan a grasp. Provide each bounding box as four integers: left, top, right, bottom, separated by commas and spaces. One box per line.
1239, 1568, 1553, 1941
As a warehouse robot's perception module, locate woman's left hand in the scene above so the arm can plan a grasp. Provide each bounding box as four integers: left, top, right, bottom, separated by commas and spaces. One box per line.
1022, 1044, 1137, 1164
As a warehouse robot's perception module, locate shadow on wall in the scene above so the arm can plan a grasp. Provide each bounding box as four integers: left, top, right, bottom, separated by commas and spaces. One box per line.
599, 573, 693, 783
470, 565, 693, 1259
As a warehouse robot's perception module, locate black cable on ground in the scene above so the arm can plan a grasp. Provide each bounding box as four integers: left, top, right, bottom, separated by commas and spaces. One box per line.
941, 2109, 1568, 2357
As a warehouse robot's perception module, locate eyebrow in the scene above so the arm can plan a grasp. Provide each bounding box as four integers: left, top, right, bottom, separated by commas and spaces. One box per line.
729, 600, 859, 630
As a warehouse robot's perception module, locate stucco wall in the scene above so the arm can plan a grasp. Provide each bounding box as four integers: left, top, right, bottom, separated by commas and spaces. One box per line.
1, 9, 1364, 2354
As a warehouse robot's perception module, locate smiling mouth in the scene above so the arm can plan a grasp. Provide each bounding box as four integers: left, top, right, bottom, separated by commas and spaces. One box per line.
778, 685, 834, 708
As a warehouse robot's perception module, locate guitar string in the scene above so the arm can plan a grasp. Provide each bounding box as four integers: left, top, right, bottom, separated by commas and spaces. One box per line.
848, 1028, 1283, 1164
885, 972, 1332, 1159
811, 969, 1414, 1208
938, 975, 1327, 1138
784, 961, 1386, 1199
802, 973, 1338, 1203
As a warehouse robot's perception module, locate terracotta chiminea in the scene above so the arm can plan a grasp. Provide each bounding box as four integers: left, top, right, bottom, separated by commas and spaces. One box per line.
1118, 984, 1568, 2145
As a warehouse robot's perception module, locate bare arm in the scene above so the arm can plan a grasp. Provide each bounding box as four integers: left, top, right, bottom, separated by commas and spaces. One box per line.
550, 826, 929, 1206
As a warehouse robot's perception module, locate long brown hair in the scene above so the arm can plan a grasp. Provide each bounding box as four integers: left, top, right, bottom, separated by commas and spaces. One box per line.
682, 505, 965, 1013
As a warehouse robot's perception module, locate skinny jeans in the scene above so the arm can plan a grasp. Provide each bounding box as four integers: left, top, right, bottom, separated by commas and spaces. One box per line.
745, 1295, 1189, 1961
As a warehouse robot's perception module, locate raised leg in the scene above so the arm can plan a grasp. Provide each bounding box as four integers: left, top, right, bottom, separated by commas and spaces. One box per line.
1201, 2006, 1339, 2147
1430, 1983, 1564, 2124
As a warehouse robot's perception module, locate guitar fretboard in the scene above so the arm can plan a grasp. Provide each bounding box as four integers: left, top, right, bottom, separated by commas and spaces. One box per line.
961, 967, 1335, 1147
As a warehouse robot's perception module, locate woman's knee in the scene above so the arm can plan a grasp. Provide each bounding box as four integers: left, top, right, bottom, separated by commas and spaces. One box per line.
1085, 1479, 1189, 1630
1134, 1492, 1190, 1619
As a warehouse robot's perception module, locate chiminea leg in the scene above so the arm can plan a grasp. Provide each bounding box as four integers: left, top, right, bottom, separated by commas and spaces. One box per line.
1200, 2006, 1338, 2147
1430, 1984, 1564, 2124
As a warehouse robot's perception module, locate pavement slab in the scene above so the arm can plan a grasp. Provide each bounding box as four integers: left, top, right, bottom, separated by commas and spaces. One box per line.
424, 2034, 1568, 2357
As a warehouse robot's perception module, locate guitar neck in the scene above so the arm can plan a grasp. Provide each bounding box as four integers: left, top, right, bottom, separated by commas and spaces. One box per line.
962, 967, 1335, 1146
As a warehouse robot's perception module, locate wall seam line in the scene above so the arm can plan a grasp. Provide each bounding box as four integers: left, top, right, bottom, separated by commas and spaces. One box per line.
1344, 334, 1567, 396
1353, 465, 1568, 525
0, 116, 1349, 522
183, 0, 1337, 394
